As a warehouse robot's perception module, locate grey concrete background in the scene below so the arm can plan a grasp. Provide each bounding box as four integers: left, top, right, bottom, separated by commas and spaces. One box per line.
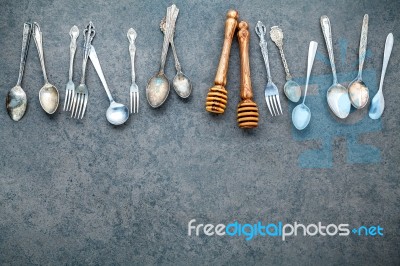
0, 0, 399, 265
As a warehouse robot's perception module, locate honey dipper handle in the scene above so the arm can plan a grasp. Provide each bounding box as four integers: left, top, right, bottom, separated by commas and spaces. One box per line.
214, 10, 238, 86
237, 21, 252, 100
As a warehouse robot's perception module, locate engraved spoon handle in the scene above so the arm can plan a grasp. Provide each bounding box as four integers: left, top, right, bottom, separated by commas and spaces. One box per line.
378, 33, 394, 92
16, 23, 32, 86
68, 25, 79, 81
255, 21, 272, 82
357, 14, 368, 79
320, 16, 338, 84
278, 45, 291, 80
127, 28, 137, 83
159, 5, 179, 73
32, 22, 49, 83
169, 25, 182, 73
270, 26, 292, 80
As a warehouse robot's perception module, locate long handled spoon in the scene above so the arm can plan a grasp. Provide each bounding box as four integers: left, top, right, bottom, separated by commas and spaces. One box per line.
6, 23, 32, 121
369, 33, 394, 119
33, 22, 59, 114
292, 41, 318, 130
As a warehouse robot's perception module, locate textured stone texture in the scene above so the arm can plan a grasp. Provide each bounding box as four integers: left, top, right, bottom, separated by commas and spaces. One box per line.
0, 0, 399, 265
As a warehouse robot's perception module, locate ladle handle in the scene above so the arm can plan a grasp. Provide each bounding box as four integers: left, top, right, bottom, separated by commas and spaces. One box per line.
237, 21, 253, 100
88, 45, 114, 103
379, 33, 394, 91
320, 16, 338, 84
33, 22, 49, 84
17, 23, 33, 86
358, 14, 368, 78
214, 10, 238, 87
303, 41, 318, 104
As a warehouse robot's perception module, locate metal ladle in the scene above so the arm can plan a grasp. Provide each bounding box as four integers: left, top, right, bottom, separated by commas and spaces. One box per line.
6, 23, 32, 121
89, 45, 129, 125
160, 17, 192, 98
33, 22, 59, 114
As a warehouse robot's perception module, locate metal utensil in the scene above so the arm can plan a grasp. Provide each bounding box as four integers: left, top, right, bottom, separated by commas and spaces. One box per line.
63, 25, 79, 111
270, 26, 301, 103
146, 4, 179, 108
127, 28, 139, 114
348, 14, 369, 109
33, 22, 59, 114
292, 41, 318, 130
71, 21, 95, 119
255, 21, 283, 116
6, 23, 32, 121
89, 45, 129, 125
320, 15, 351, 119
160, 17, 192, 98
369, 33, 394, 119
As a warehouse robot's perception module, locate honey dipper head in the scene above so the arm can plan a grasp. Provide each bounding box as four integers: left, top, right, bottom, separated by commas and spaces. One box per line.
237, 99, 259, 128
238, 21, 248, 30
205, 85, 228, 114
226, 10, 239, 20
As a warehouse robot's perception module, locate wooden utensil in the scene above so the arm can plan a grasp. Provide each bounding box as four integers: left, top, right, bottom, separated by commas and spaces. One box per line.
205, 10, 238, 114
237, 21, 259, 128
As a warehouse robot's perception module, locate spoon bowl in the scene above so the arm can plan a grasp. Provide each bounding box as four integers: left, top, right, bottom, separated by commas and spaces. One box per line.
173, 72, 191, 98
284, 80, 301, 102
39, 83, 59, 114
106, 101, 129, 125
327, 84, 351, 119
146, 73, 170, 108
6, 85, 27, 121
292, 103, 311, 130
348, 79, 369, 109
369, 90, 384, 120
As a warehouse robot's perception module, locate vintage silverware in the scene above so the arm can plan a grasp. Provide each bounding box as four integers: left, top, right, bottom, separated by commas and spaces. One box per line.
63, 25, 79, 111
89, 45, 129, 125
348, 14, 369, 109
255, 21, 283, 116
292, 41, 318, 130
205, 10, 238, 114
160, 17, 192, 98
127, 28, 139, 114
146, 4, 179, 108
71, 21, 95, 119
270, 26, 301, 103
33, 22, 59, 114
320, 15, 351, 119
6, 23, 32, 121
369, 33, 394, 119
237, 21, 259, 128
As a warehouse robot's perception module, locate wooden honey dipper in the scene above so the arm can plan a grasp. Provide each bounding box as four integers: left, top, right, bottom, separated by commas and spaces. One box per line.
205, 10, 238, 114
237, 21, 259, 128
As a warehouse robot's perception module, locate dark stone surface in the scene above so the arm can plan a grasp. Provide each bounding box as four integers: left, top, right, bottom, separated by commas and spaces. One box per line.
0, 0, 399, 264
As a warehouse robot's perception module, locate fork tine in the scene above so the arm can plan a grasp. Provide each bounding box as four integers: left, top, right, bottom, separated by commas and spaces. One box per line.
71, 93, 78, 118
63, 90, 69, 111
270, 96, 277, 116
136, 91, 139, 113
77, 94, 84, 119
73, 94, 81, 118
67, 91, 73, 111
81, 94, 88, 119
276, 95, 283, 114
272, 96, 279, 116
130, 91, 133, 114
265, 96, 273, 116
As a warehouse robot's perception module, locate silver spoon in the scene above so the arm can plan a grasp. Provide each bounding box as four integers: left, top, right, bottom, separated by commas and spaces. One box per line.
6, 23, 32, 121
369, 33, 394, 120
32, 22, 59, 114
320, 16, 351, 119
146, 4, 179, 108
292, 41, 318, 130
89, 45, 129, 125
160, 17, 192, 98
348, 14, 369, 109
270, 26, 301, 102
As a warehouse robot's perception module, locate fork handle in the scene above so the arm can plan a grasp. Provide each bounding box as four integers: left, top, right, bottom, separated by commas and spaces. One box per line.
214, 10, 238, 86
237, 21, 253, 100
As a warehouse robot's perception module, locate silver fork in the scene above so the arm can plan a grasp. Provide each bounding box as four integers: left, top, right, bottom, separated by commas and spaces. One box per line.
63, 25, 79, 111
255, 21, 283, 116
127, 28, 138, 113
71, 22, 95, 119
